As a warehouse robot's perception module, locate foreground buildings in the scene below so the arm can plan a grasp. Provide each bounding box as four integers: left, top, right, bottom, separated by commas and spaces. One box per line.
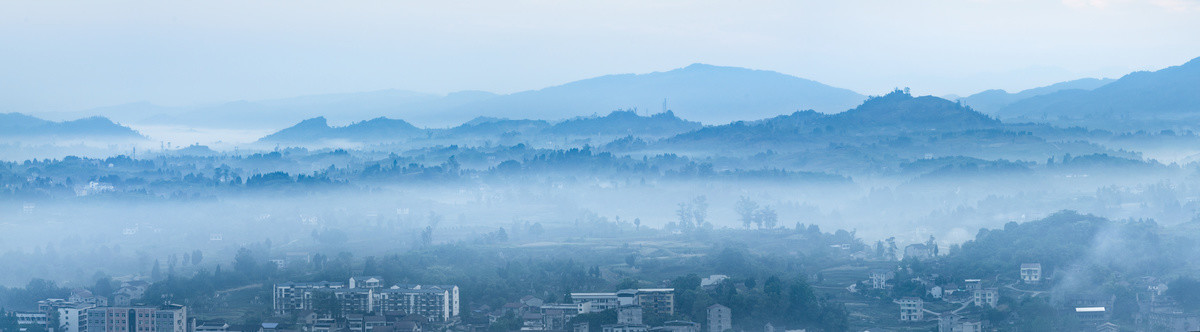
84, 304, 188, 332
569, 289, 675, 317
272, 277, 460, 322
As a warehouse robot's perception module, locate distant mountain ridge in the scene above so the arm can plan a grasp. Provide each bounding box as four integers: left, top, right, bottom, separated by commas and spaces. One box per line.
258, 90, 1001, 149
667, 90, 1000, 145
258, 116, 425, 144
960, 77, 1114, 114
62, 63, 865, 129
435, 63, 867, 125
542, 110, 702, 136
994, 56, 1200, 130
0, 113, 144, 140
258, 110, 704, 145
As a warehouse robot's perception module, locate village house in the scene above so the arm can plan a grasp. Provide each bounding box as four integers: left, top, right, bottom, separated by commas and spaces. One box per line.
1020, 263, 1042, 284
898, 297, 924, 322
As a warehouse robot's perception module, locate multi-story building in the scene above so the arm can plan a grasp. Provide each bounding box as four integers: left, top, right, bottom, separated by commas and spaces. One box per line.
272, 279, 459, 322
571, 293, 621, 312
938, 314, 982, 332
617, 305, 643, 326
973, 288, 998, 308
602, 324, 648, 332
650, 321, 700, 332
15, 312, 49, 328
376, 285, 459, 321
540, 304, 583, 330
635, 289, 674, 317
899, 297, 924, 322
1020, 263, 1042, 284
58, 302, 97, 332
903, 244, 934, 260
572, 289, 674, 316
706, 304, 730, 332
869, 270, 893, 289
84, 304, 188, 332
273, 281, 347, 314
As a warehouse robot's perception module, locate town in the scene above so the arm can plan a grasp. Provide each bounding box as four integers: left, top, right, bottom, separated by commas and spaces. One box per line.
2, 209, 1198, 332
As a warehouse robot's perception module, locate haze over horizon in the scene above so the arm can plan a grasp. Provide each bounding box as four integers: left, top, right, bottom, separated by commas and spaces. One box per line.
2, 0, 1198, 114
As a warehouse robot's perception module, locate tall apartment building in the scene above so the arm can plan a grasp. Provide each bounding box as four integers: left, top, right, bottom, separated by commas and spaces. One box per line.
706, 304, 730, 332
899, 297, 924, 322
272, 278, 459, 322
571, 289, 675, 317
84, 304, 188, 332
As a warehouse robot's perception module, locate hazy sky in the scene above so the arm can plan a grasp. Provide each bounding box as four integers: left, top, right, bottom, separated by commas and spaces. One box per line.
2, 0, 1199, 113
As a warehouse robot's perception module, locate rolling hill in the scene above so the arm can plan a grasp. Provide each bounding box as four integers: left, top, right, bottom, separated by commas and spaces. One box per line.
0, 113, 144, 140
439, 63, 865, 125
959, 77, 1114, 114
995, 56, 1200, 130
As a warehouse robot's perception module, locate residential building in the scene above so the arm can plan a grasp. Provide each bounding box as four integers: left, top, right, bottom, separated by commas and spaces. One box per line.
539, 304, 581, 330
868, 270, 893, 289
1020, 263, 1042, 284
706, 304, 730, 332
700, 275, 728, 288
1144, 309, 1200, 332
1062, 293, 1114, 327
904, 244, 934, 260
377, 285, 460, 321
650, 321, 700, 332
84, 304, 188, 332
15, 311, 49, 328
963, 279, 981, 291
973, 288, 998, 308
58, 302, 97, 332
350, 276, 385, 289
929, 285, 943, 299
70, 289, 110, 307
272, 281, 347, 313
194, 320, 231, 332
899, 297, 924, 322
937, 314, 982, 332
571, 289, 674, 316
602, 324, 648, 332
618, 305, 643, 325
635, 289, 675, 317
573, 293, 620, 312
271, 279, 459, 322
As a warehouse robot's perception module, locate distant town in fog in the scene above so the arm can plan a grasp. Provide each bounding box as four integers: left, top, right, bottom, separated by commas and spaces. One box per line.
3, 1, 1200, 332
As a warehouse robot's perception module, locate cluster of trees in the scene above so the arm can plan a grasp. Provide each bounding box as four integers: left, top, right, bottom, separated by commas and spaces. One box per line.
669, 196, 710, 230
735, 197, 778, 229
671, 273, 848, 331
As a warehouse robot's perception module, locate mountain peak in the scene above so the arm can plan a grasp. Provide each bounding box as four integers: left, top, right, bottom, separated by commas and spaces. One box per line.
296, 117, 330, 128
682, 63, 721, 70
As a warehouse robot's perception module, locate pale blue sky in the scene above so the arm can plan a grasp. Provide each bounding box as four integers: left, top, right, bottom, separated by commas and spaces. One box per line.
2, 0, 1198, 113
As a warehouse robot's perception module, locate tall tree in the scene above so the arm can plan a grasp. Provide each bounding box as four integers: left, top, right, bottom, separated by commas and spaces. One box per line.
758, 206, 778, 229
691, 196, 709, 227
735, 197, 759, 229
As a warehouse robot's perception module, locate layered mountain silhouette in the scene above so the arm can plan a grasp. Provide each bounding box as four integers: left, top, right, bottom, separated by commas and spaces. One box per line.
258, 117, 424, 144
994, 56, 1200, 129
435, 63, 865, 125
71, 64, 864, 129
260, 90, 999, 148
259, 110, 704, 145
959, 77, 1114, 114
667, 90, 1000, 145
0, 113, 144, 140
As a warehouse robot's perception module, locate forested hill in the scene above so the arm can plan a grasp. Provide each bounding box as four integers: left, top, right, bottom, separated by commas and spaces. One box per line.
664, 90, 1001, 146
0, 113, 144, 140
996, 56, 1200, 130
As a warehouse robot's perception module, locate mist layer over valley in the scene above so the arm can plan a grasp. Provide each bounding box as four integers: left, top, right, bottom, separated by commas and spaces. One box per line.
5, 58, 1200, 331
